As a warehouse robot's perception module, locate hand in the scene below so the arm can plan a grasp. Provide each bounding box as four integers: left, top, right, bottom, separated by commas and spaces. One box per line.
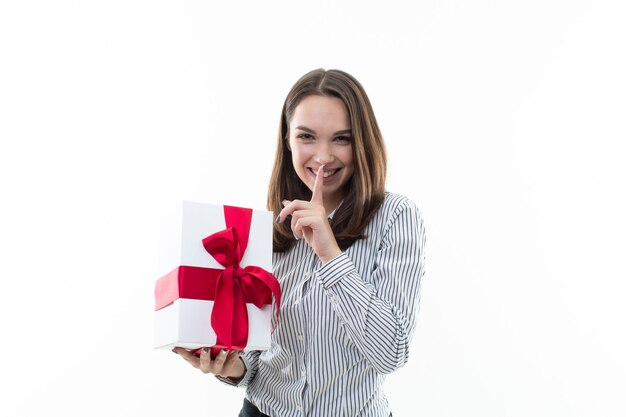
172, 347, 246, 379
277, 165, 342, 264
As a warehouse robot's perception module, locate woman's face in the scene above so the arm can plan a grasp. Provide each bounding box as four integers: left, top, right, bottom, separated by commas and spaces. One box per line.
288, 95, 354, 212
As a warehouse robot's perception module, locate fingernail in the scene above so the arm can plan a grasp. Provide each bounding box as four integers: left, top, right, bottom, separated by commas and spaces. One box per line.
171, 348, 178, 354
281, 200, 288, 206
275, 214, 281, 223
203, 347, 209, 353
221, 349, 228, 355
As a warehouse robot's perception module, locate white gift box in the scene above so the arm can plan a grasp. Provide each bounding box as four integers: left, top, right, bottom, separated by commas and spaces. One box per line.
153, 201, 275, 351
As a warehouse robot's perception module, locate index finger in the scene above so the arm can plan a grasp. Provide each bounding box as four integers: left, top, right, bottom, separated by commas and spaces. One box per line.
310, 165, 325, 205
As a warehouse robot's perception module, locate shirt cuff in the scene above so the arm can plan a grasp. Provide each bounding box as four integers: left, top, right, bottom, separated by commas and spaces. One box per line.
316, 252, 357, 288
215, 353, 253, 387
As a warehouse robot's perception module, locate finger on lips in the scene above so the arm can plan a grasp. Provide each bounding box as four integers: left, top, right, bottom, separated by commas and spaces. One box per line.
310, 165, 325, 204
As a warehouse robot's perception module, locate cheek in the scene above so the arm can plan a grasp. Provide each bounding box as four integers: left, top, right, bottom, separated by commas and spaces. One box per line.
290, 150, 308, 177
289, 147, 301, 165
290, 145, 310, 166
339, 147, 354, 166
287, 139, 297, 161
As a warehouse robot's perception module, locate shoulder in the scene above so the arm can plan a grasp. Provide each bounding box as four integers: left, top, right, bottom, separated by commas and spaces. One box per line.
369, 192, 425, 236
358, 192, 426, 255
383, 192, 425, 236
379, 192, 422, 221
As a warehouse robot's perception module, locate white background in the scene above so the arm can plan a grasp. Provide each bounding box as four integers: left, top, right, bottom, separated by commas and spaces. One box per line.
1, 1, 625, 416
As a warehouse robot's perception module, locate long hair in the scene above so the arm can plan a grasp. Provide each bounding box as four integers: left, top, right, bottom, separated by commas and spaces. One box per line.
268, 68, 387, 253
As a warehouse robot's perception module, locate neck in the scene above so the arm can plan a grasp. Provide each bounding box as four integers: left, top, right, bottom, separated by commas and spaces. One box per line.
324, 199, 343, 216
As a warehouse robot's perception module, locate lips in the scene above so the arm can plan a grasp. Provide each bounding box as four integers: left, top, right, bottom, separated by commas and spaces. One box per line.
308, 167, 340, 178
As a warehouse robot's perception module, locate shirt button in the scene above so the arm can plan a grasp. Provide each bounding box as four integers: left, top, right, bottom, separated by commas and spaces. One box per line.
305, 272, 311, 278
297, 334, 304, 341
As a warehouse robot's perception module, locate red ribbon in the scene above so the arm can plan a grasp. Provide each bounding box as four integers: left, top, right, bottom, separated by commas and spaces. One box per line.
203, 206, 281, 351
154, 205, 280, 353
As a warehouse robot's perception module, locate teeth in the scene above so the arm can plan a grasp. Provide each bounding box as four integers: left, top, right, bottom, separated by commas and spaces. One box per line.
322, 169, 336, 178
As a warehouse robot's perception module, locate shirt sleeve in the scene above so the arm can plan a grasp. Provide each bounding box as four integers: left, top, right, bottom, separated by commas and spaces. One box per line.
315, 199, 426, 374
215, 350, 261, 387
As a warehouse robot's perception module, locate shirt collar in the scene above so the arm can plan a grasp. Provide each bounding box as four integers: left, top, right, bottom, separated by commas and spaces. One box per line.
327, 200, 343, 221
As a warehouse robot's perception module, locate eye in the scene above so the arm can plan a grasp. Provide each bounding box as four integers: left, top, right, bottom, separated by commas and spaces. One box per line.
297, 133, 314, 141
334, 135, 352, 143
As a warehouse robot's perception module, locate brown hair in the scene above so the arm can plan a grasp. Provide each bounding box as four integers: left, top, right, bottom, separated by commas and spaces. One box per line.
268, 68, 387, 253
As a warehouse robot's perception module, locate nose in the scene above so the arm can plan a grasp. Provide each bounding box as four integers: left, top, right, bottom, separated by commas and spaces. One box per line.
314, 142, 335, 165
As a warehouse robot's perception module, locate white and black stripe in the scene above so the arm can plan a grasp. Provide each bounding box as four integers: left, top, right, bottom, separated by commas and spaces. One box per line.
225, 192, 426, 417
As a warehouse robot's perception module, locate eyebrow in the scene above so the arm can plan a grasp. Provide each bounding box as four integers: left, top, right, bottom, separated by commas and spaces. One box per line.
294, 126, 352, 136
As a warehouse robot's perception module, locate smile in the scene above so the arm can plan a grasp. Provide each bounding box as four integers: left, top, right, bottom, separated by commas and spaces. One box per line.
309, 167, 339, 178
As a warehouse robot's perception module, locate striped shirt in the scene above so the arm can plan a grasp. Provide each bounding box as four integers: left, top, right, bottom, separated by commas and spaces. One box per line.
226, 192, 426, 417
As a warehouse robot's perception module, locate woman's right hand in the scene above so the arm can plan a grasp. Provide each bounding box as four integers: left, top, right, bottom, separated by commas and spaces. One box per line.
172, 347, 246, 379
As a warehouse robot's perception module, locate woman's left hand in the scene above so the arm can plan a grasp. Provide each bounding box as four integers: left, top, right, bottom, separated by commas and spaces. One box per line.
172, 347, 246, 379
277, 166, 342, 264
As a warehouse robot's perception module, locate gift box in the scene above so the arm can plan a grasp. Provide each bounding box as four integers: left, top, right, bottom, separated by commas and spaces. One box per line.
153, 201, 280, 351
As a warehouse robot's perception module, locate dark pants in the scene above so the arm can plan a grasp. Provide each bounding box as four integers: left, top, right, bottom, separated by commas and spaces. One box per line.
237, 399, 393, 416
238, 399, 269, 417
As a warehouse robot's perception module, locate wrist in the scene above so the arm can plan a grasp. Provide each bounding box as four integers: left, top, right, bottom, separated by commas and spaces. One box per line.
229, 357, 247, 380
320, 247, 342, 265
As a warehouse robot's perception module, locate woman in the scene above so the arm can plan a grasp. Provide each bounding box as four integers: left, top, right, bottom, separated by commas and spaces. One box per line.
174, 68, 426, 417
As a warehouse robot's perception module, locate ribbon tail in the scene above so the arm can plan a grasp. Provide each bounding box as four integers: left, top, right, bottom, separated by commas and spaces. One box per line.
231, 279, 249, 350
241, 267, 282, 333
212, 269, 234, 350
211, 267, 250, 351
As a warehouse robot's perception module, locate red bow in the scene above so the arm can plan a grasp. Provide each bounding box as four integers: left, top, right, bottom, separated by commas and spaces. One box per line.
202, 206, 280, 353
